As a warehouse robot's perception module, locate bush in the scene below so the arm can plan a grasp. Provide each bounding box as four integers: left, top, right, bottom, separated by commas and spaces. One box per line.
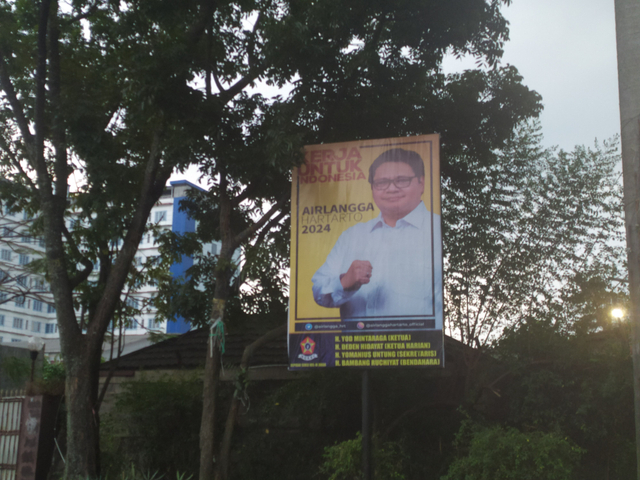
442, 423, 583, 480
101, 374, 203, 479
320, 433, 406, 480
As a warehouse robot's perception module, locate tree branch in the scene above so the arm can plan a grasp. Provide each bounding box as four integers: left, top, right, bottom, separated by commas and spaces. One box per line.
245, 11, 263, 72
63, 2, 99, 24
230, 183, 258, 208
212, 69, 225, 94
48, 5, 70, 214
210, 10, 262, 99
218, 72, 260, 103
232, 194, 288, 249
0, 135, 37, 191
88, 129, 171, 342
186, 0, 218, 45
62, 223, 94, 290
0, 51, 35, 154
34, 0, 53, 180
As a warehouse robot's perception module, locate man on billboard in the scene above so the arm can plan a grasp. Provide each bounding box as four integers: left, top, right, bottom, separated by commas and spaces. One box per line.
311, 148, 442, 322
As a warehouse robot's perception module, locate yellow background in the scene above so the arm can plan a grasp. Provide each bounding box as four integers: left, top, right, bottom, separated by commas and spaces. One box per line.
290, 134, 440, 324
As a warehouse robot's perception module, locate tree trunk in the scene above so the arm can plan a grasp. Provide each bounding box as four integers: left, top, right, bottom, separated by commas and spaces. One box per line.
197, 179, 286, 479
63, 344, 102, 479
199, 339, 222, 480
199, 294, 227, 480
614, 1, 640, 478
215, 325, 286, 480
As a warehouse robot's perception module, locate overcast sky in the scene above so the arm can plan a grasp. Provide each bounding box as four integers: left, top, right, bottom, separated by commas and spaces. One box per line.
444, 0, 620, 151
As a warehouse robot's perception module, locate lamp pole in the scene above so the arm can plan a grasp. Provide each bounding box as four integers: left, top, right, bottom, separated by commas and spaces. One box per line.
27, 336, 43, 383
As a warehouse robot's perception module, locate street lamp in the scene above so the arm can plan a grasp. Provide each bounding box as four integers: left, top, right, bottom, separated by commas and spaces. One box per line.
27, 336, 44, 382
612, 307, 626, 321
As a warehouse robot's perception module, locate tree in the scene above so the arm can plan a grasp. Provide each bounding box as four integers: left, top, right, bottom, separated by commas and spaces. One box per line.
0, 0, 542, 478
145, 0, 543, 475
443, 122, 625, 350
114, 0, 544, 476
484, 298, 635, 479
0, 0, 209, 477
614, 0, 640, 477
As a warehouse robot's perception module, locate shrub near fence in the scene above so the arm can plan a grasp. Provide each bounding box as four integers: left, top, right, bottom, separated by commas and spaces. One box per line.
101, 375, 203, 479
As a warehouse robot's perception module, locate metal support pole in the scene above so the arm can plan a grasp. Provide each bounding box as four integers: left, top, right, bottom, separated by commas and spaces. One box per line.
362, 369, 372, 480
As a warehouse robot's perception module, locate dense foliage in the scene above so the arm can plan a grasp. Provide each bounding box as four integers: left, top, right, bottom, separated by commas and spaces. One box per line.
443, 123, 625, 346
442, 423, 583, 480
101, 375, 204, 479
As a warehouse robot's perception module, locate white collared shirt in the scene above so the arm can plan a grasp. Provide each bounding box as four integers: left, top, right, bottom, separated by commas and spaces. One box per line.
312, 201, 442, 326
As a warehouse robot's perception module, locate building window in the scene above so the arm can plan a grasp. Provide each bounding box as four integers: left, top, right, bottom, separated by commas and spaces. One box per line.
0, 314, 4, 326
33, 300, 43, 312
126, 297, 139, 309
125, 322, 136, 330
12, 317, 23, 329
21, 234, 30, 244
2, 226, 12, 237
32, 321, 41, 333
45, 323, 56, 334
17, 276, 27, 287
0, 292, 7, 302
47, 304, 56, 313
14, 296, 25, 308
19, 254, 29, 265
0, 269, 7, 281
39, 237, 45, 247
11, 339, 20, 343
154, 210, 167, 223
1, 249, 11, 261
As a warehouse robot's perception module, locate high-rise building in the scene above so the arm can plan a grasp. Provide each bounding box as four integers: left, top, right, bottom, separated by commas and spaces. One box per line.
0, 180, 214, 345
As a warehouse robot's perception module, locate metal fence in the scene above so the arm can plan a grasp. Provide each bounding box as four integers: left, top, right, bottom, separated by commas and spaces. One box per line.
0, 390, 25, 480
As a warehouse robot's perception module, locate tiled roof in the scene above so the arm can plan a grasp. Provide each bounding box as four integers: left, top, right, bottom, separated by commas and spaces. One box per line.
100, 328, 288, 371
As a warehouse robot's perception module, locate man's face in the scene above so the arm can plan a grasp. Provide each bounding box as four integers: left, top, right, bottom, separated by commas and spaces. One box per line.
371, 161, 424, 224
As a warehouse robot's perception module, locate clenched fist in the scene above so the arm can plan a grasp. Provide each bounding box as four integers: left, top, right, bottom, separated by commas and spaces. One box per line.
340, 260, 373, 291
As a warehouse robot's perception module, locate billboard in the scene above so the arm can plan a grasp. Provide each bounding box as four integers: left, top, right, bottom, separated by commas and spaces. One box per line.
288, 135, 443, 369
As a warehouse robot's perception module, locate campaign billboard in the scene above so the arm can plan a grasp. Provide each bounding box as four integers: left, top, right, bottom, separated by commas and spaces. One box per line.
288, 135, 443, 369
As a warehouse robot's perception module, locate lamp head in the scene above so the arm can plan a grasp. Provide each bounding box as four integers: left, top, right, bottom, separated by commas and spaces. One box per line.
611, 307, 625, 320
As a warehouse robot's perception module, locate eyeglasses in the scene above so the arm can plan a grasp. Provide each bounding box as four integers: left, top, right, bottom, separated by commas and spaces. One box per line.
371, 176, 416, 191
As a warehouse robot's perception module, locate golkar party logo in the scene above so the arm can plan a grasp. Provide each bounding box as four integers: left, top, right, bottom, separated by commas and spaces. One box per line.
298, 336, 319, 361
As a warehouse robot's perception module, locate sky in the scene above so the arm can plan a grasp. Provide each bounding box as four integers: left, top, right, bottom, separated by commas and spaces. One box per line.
172, 0, 622, 184
444, 0, 620, 152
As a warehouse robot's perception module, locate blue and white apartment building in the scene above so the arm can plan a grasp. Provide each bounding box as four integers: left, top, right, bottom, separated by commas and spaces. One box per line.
0, 180, 215, 345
